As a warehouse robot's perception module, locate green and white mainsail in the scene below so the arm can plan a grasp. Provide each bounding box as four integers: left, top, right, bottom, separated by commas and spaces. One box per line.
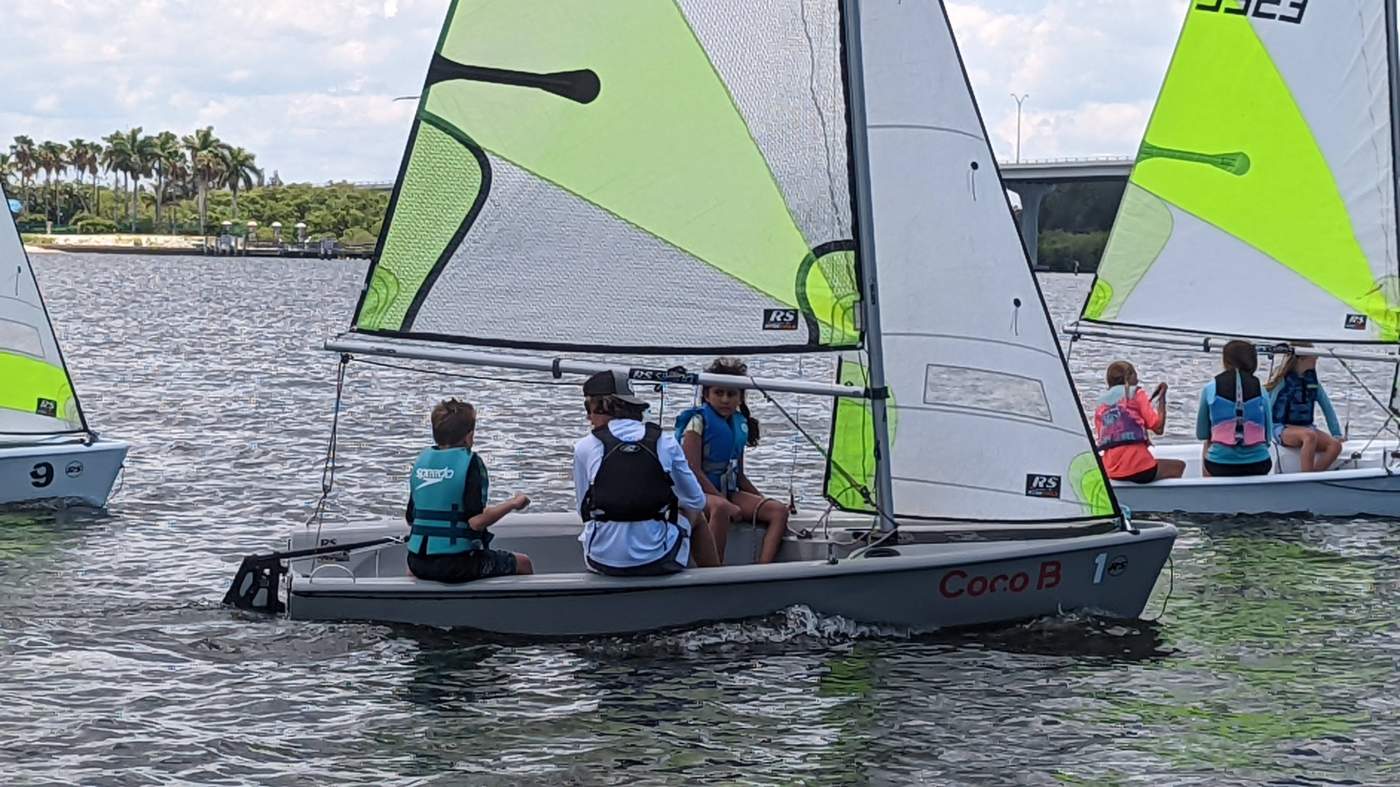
350, 0, 1120, 526
0, 187, 86, 440
355, 0, 859, 353
1084, 0, 1400, 343
825, 0, 1116, 522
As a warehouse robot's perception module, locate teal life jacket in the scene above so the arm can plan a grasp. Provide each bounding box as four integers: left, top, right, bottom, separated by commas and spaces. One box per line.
1208, 371, 1268, 448
1272, 369, 1320, 427
673, 403, 747, 495
406, 447, 489, 556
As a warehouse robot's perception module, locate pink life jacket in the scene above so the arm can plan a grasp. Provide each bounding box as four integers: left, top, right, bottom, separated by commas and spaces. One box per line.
1095, 386, 1150, 451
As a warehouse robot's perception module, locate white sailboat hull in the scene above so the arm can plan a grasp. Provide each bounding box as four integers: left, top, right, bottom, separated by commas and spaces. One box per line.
1112, 439, 1400, 517
280, 514, 1177, 636
0, 438, 128, 508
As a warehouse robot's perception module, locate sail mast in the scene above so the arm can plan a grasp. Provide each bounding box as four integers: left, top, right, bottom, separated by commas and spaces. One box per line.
840, 0, 897, 529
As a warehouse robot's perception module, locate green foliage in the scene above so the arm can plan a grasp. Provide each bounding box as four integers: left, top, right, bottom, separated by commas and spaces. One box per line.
1038, 230, 1109, 273
1040, 182, 1126, 234
76, 217, 119, 234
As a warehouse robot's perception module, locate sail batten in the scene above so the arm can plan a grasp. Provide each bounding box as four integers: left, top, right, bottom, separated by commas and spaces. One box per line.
1087, 0, 1400, 343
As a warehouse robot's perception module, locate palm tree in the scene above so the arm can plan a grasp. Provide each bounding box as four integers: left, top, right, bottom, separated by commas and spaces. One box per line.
82, 140, 103, 215
101, 131, 129, 222
219, 146, 262, 221
149, 131, 182, 226
119, 129, 154, 230
66, 138, 94, 213
10, 136, 37, 209
182, 126, 223, 234
0, 153, 14, 193
36, 141, 68, 223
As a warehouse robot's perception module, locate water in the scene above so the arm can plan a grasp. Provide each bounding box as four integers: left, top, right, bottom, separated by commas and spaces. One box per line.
1, 255, 1397, 786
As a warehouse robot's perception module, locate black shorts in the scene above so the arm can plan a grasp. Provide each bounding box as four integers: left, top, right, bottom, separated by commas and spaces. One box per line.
1203, 458, 1273, 477
408, 548, 517, 583
1118, 465, 1159, 484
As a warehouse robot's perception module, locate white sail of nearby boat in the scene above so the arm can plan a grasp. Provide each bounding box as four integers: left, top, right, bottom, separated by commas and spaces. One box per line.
0, 185, 128, 508
0, 186, 87, 441
1070, 0, 1400, 517
233, 0, 1175, 634
1081, 0, 1400, 345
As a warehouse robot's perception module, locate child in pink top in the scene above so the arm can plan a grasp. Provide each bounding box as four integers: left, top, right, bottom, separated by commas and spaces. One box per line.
1094, 361, 1185, 483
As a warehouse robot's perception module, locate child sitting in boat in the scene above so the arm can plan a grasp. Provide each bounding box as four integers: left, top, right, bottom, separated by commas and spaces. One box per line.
1265, 346, 1344, 473
405, 399, 533, 583
675, 357, 790, 564
1093, 361, 1185, 483
1196, 340, 1274, 477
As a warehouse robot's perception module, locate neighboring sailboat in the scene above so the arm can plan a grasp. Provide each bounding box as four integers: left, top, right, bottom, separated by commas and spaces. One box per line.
1068, 0, 1400, 515
0, 188, 127, 507
226, 0, 1175, 635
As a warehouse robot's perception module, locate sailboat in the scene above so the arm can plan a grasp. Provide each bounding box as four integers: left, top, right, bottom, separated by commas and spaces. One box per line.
1067, 0, 1400, 516
0, 188, 127, 507
225, 0, 1175, 635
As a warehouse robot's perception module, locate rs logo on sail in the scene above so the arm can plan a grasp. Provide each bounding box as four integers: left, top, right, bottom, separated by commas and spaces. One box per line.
1194, 0, 1307, 25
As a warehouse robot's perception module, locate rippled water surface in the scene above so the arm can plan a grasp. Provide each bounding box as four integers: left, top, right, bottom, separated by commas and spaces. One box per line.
1, 255, 1397, 786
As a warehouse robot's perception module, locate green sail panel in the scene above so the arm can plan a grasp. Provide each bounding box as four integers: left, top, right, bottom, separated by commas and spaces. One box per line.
1088, 3, 1400, 342
353, 0, 859, 352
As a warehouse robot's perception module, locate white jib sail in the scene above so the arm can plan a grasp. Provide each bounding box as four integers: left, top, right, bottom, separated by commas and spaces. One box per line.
849, 0, 1116, 522
0, 191, 84, 439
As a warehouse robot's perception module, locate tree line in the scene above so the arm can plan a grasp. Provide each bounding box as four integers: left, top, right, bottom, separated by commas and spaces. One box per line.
0, 128, 263, 234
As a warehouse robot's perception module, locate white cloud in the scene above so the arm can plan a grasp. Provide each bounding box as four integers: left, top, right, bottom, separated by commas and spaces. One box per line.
0, 1, 1182, 180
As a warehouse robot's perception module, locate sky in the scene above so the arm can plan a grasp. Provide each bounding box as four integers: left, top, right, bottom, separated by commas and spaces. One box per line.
0, 0, 1185, 183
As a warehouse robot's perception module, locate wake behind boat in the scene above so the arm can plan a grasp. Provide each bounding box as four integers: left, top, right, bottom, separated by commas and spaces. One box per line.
226, 0, 1175, 634
0, 187, 126, 508
1067, 0, 1400, 517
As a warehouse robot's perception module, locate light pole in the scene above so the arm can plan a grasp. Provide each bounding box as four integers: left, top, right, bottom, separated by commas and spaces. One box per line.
1010, 93, 1029, 163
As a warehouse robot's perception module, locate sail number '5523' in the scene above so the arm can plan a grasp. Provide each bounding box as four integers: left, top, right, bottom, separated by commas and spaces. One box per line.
1195, 0, 1306, 24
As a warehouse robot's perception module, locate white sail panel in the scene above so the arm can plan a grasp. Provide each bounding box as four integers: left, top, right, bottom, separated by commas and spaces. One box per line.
0, 189, 84, 438
830, 0, 1115, 522
1087, 1, 1400, 343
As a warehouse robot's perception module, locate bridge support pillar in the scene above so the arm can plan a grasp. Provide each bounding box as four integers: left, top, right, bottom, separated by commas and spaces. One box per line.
1008, 182, 1055, 270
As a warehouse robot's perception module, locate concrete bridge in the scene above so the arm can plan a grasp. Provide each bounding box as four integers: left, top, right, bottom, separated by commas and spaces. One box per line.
353, 156, 1136, 269
999, 157, 1134, 268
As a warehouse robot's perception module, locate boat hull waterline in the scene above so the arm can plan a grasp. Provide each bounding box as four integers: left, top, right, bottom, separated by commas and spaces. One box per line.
279, 517, 1177, 636
1112, 439, 1400, 516
0, 438, 128, 508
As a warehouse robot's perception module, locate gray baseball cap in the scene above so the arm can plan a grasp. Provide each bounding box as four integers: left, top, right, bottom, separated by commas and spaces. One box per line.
582, 370, 648, 408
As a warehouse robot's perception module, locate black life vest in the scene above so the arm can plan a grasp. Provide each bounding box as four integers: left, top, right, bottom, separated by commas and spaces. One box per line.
581, 422, 679, 523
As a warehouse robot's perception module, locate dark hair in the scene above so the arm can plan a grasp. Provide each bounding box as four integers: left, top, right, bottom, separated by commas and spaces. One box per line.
1105, 360, 1138, 388
704, 357, 760, 447
585, 394, 647, 422
1221, 340, 1258, 375
431, 399, 476, 446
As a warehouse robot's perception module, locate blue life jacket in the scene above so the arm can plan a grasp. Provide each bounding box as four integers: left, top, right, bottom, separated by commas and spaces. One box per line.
1272, 369, 1320, 428
1208, 371, 1268, 448
406, 447, 489, 556
673, 403, 747, 495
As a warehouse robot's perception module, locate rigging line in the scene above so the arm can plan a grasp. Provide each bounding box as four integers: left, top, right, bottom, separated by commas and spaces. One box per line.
1329, 352, 1400, 457
749, 374, 899, 535
354, 357, 577, 387
307, 355, 349, 547
1143, 554, 1174, 623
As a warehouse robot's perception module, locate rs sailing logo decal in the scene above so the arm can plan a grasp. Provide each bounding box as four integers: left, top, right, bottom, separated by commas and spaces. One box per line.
763, 309, 799, 331
1025, 474, 1062, 498
35, 398, 57, 417
414, 467, 455, 490
1345, 314, 1368, 331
